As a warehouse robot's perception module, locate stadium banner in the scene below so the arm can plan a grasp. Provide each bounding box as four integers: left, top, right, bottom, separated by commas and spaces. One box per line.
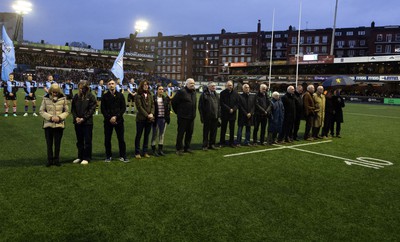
342, 96, 384, 104
384, 98, 400, 105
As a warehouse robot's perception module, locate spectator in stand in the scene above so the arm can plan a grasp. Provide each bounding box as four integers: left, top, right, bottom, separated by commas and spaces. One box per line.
236, 84, 255, 146
101, 79, 128, 163
268, 92, 284, 145
172, 78, 197, 155
23, 74, 38, 117
293, 85, 304, 141
94, 79, 106, 115
134, 80, 155, 159
312, 86, 326, 139
39, 83, 69, 167
151, 85, 171, 156
71, 81, 97, 165
303, 85, 316, 141
253, 84, 271, 146
219, 80, 239, 148
279, 86, 296, 143
332, 89, 345, 138
199, 82, 220, 151
3, 73, 19, 117
126, 78, 137, 114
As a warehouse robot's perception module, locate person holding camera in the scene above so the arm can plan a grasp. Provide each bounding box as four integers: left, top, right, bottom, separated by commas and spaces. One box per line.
134, 80, 155, 159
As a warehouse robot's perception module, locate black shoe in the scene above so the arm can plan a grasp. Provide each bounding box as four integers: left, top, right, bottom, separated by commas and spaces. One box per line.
208, 145, 219, 150
46, 161, 52, 167
176, 150, 184, 156
54, 161, 61, 167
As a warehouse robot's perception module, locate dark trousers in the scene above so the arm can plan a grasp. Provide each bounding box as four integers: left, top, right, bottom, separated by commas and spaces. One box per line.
176, 117, 195, 151
253, 115, 267, 144
331, 121, 342, 136
304, 114, 314, 139
135, 121, 152, 155
293, 116, 301, 139
104, 122, 126, 158
220, 118, 235, 145
44, 128, 64, 163
237, 125, 251, 145
202, 118, 218, 148
322, 113, 334, 136
279, 118, 294, 141
75, 124, 93, 161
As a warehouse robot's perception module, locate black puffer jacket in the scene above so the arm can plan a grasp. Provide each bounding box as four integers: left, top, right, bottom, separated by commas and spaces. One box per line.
71, 92, 97, 125
172, 87, 197, 119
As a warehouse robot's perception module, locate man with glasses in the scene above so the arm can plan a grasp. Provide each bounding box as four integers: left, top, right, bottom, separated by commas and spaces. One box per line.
101, 79, 128, 162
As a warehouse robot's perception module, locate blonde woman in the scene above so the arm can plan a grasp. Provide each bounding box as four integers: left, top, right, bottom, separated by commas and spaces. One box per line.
39, 83, 69, 167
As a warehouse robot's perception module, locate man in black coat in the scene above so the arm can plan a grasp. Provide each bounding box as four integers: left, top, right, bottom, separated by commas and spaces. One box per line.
101, 79, 128, 162
279, 85, 296, 143
199, 82, 220, 150
253, 84, 271, 145
219, 80, 239, 148
236, 84, 255, 146
172, 78, 197, 155
331, 89, 345, 138
293, 85, 304, 141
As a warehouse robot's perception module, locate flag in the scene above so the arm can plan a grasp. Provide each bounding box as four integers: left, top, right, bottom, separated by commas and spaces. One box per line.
1, 26, 16, 81
111, 42, 125, 82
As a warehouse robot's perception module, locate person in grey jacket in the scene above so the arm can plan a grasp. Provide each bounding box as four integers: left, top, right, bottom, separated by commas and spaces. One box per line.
199, 82, 220, 150
71, 80, 97, 165
39, 83, 69, 167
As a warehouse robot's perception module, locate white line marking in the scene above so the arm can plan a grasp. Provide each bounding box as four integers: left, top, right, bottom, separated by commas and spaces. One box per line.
223, 140, 332, 157
347, 112, 400, 119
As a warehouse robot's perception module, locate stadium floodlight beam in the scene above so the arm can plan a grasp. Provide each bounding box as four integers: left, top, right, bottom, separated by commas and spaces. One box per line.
12, 0, 32, 41
134, 20, 149, 34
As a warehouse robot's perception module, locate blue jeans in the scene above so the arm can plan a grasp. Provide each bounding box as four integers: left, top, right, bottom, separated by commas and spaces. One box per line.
135, 121, 152, 155
237, 125, 251, 145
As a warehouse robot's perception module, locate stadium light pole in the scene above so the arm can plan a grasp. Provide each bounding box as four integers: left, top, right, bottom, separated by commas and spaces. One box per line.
12, 0, 32, 41
129, 20, 148, 52
330, 0, 339, 56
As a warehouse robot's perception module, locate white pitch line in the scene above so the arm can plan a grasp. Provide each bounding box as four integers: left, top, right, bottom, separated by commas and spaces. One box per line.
347, 112, 400, 119
223, 140, 332, 157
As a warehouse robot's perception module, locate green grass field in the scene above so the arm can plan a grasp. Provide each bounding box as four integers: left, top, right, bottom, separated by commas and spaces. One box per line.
1, 90, 400, 241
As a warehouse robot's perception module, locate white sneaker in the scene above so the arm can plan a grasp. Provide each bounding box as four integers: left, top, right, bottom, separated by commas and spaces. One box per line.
13, 113, 17, 117
80, 160, 89, 165
95, 111, 98, 115
72, 159, 81, 164
23, 113, 28, 116
33, 113, 38, 117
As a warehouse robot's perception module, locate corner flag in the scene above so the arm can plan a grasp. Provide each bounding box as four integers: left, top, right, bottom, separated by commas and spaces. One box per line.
1, 26, 16, 81
111, 42, 125, 82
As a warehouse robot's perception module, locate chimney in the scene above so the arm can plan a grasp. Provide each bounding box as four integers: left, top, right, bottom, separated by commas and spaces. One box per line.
257, 19, 261, 33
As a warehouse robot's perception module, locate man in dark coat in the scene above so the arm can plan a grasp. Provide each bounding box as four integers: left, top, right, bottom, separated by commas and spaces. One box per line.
279, 85, 296, 143
293, 85, 304, 141
199, 82, 220, 150
303, 85, 316, 141
172, 78, 197, 155
219, 80, 239, 148
236, 84, 255, 146
253, 84, 271, 145
331, 89, 345, 138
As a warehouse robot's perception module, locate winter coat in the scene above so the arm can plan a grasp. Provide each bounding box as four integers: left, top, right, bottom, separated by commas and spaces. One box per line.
172, 86, 197, 120
39, 93, 69, 129
281, 92, 296, 122
268, 98, 284, 132
303, 91, 315, 117
101, 90, 126, 124
294, 91, 304, 120
332, 94, 345, 123
135, 92, 155, 122
199, 89, 220, 122
254, 91, 272, 118
313, 93, 326, 128
237, 92, 255, 126
220, 89, 239, 121
71, 92, 96, 125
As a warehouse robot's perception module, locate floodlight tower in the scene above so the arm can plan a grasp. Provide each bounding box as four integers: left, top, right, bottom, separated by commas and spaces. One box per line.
12, 0, 32, 41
